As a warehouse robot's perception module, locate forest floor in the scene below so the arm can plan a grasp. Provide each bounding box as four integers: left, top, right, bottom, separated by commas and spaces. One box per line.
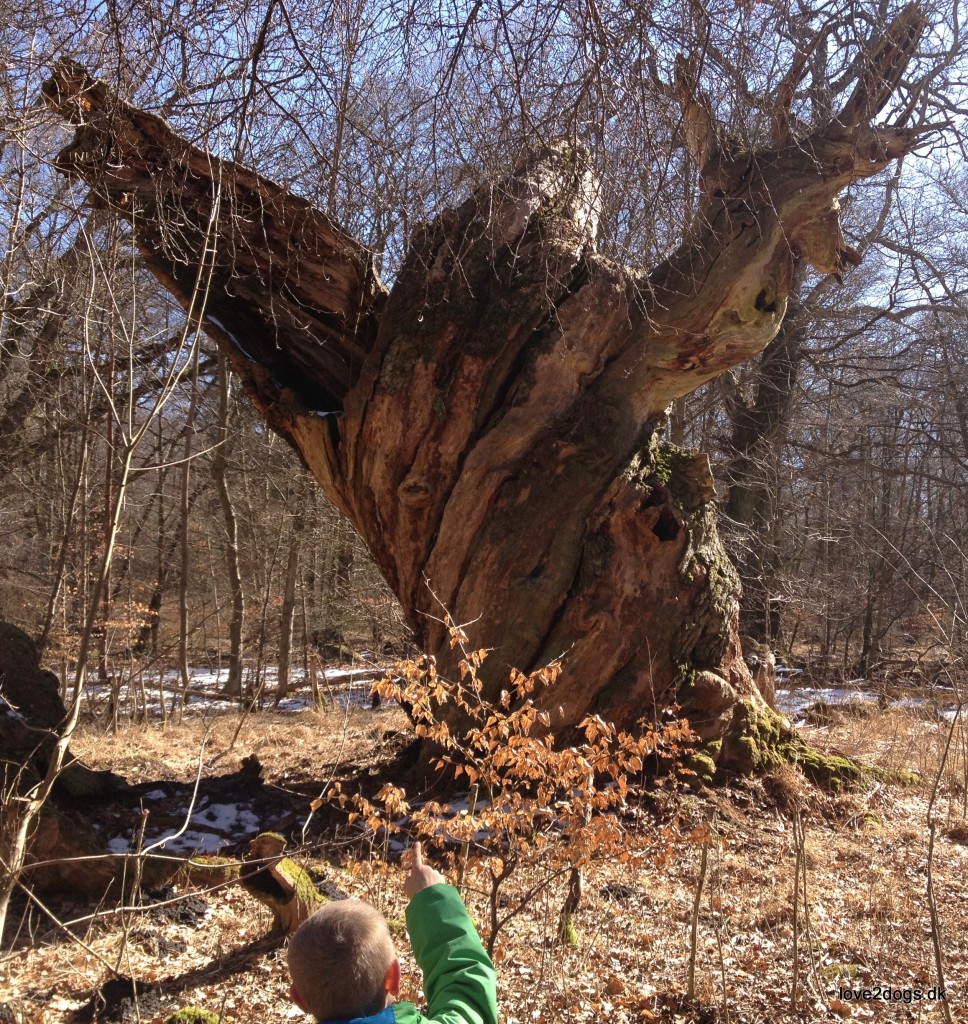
1, 684, 966, 1024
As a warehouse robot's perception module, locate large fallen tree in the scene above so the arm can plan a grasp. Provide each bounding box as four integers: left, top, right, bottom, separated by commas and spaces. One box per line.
41, 5, 934, 774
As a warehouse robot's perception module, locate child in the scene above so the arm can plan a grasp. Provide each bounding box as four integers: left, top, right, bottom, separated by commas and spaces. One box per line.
287, 843, 498, 1024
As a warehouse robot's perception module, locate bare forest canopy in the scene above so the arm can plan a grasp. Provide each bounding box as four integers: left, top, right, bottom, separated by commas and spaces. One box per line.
0, 0, 966, 735
36, 7, 937, 421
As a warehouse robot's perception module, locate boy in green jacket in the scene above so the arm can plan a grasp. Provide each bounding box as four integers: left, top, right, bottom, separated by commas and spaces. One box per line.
287, 843, 498, 1024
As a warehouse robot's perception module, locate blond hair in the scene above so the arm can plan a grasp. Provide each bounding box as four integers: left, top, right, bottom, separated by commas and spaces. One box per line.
287, 899, 396, 1021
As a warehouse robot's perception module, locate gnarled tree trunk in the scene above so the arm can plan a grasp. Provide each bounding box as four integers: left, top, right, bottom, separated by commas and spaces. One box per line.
41, 6, 929, 769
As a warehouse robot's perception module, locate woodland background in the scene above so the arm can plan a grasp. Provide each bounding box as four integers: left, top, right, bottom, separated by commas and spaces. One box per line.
1, 0, 967, 700
2, 4, 968, 1022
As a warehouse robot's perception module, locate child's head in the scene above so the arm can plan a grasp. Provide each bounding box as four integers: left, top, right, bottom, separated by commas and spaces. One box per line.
288, 899, 400, 1021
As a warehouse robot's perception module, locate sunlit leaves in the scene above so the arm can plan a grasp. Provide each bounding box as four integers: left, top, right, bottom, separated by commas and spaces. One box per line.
317, 614, 698, 949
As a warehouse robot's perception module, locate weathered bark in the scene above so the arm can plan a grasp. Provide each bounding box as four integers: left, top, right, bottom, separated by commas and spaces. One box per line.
41, 7, 931, 766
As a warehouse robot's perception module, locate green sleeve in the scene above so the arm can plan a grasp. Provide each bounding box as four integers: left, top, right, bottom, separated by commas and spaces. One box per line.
405, 884, 498, 1024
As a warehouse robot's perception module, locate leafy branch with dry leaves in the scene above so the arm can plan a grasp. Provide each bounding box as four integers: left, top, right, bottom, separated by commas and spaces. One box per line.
326, 617, 696, 955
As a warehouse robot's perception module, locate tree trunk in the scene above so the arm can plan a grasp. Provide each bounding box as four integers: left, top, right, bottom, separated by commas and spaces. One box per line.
722, 264, 808, 647
276, 476, 307, 704
98, 345, 115, 688
37, 421, 90, 654
211, 351, 245, 698
41, 10, 929, 768
178, 341, 202, 693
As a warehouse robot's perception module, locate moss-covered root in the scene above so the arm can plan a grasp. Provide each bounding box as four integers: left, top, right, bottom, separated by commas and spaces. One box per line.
240, 832, 328, 935
683, 748, 718, 785
721, 699, 913, 791
180, 854, 241, 888
164, 1010, 220, 1024
557, 915, 579, 946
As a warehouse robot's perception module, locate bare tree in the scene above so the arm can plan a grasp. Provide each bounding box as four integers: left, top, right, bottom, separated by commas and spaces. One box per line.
35, 2, 960, 770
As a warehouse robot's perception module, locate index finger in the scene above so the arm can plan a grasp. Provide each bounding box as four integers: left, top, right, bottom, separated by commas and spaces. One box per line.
410, 841, 424, 868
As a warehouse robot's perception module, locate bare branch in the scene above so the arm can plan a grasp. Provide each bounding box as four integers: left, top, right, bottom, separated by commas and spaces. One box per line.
674, 54, 719, 170
41, 60, 388, 414
771, 30, 825, 147
838, 2, 928, 128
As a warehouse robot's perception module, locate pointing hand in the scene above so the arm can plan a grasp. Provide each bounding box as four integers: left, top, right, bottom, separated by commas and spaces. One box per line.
405, 842, 446, 898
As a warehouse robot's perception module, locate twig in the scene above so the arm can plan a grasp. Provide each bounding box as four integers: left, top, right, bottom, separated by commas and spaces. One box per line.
925, 690, 959, 1024
301, 687, 354, 843
795, 809, 825, 1005
457, 783, 479, 895
791, 810, 802, 1011
926, 819, 953, 1023
3, 875, 118, 974
687, 828, 711, 1002
141, 729, 210, 855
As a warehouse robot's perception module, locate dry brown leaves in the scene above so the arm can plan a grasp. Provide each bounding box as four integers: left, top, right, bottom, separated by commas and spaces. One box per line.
1, 703, 966, 1024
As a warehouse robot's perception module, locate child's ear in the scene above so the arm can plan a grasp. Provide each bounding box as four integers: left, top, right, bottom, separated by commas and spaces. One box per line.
290, 983, 310, 1013
385, 958, 401, 998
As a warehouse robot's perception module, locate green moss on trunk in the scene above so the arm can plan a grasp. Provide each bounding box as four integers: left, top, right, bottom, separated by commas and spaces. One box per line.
722, 699, 915, 791
181, 854, 240, 888
241, 832, 328, 934
684, 750, 718, 783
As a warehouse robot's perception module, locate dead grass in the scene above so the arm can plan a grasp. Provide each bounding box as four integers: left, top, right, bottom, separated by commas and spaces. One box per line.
70, 702, 411, 784
802, 703, 968, 821
1, 703, 966, 1023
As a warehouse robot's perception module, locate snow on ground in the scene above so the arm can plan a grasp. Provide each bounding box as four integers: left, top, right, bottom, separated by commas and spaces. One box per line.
79, 663, 390, 721
775, 681, 964, 722
107, 795, 263, 855
775, 685, 880, 719
72, 662, 965, 864
76, 660, 965, 728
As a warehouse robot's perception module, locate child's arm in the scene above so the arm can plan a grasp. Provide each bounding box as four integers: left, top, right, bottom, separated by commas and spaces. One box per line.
404, 844, 498, 1024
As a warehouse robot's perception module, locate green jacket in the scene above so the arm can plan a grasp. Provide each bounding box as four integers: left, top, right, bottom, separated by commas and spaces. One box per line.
320, 884, 498, 1024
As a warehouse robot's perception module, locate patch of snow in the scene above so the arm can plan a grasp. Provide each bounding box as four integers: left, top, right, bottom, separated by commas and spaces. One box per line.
891, 696, 933, 709
775, 686, 879, 718
320, 666, 384, 682
193, 801, 260, 833
776, 685, 966, 724
106, 800, 264, 855
77, 663, 393, 723
0, 696, 27, 721
141, 789, 168, 801
275, 696, 316, 712
152, 829, 227, 854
